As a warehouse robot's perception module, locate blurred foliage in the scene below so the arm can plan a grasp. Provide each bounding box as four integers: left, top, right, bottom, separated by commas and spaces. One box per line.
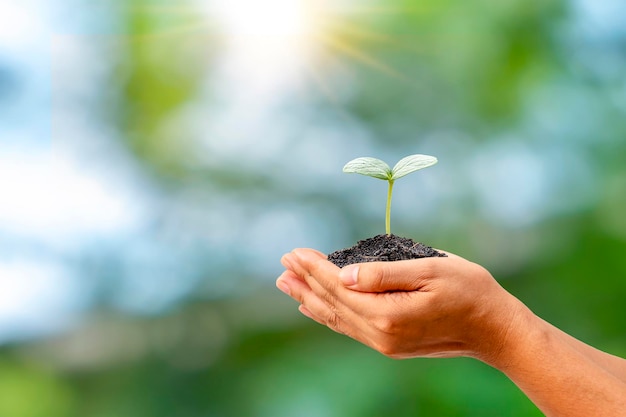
344, 0, 566, 133
3, 0, 626, 415
114, 0, 214, 179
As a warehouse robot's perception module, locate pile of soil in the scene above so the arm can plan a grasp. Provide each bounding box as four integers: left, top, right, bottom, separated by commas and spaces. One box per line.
328, 234, 447, 268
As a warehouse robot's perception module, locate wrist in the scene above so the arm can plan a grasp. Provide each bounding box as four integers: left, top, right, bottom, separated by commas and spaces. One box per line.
473, 297, 541, 369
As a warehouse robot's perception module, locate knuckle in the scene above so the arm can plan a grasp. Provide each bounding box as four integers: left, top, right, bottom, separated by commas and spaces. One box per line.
411, 260, 436, 287
320, 284, 336, 306
419, 259, 437, 278
372, 315, 396, 334
377, 263, 394, 288
324, 309, 342, 331
362, 263, 391, 290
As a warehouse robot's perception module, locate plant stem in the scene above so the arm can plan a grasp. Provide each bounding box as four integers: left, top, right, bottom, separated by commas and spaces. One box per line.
386, 179, 394, 235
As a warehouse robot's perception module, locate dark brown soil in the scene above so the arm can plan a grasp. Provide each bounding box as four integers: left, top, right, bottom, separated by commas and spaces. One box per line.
327, 234, 447, 268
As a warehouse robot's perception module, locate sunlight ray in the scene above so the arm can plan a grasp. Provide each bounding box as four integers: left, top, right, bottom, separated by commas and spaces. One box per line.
325, 20, 437, 60
326, 19, 399, 44
314, 32, 417, 87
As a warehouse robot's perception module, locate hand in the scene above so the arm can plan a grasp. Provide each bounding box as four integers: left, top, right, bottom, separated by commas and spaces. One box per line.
276, 248, 526, 364
277, 248, 626, 417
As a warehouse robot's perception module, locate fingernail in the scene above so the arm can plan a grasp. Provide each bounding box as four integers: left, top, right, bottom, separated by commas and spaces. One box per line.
292, 249, 318, 263
291, 249, 307, 262
339, 264, 359, 287
298, 304, 313, 319
281, 255, 294, 270
276, 280, 291, 296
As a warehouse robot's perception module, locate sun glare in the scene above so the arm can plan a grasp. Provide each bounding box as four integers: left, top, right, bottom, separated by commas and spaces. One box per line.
204, 0, 334, 98
205, 0, 418, 89
213, 0, 317, 38
102, 0, 423, 92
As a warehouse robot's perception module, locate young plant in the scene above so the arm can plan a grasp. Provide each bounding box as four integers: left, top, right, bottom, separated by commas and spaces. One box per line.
343, 154, 438, 236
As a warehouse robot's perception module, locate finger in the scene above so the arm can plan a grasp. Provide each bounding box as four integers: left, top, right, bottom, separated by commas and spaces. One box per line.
288, 248, 330, 263
281, 252, 387, 339
286, 250, 354, 314
277, 270, 340, 324
281, 254, 298, 274
298, 295, 400, 357
278, 270, 354, 335
280, 250, 328, 285
338, 250, 466, 292
276, 270, 311, 300
286, 249, 408, 321
277, 269, 341, 319
337, 257, 449, 293
305, 248, 328, 258
288, 250, 371, 320
298, 304, 326, 326
283, 250, 349, 308
289, 248, 344, 294
281, 248, 326, 269
298, 301, 370, 345
281, 253, 433, 354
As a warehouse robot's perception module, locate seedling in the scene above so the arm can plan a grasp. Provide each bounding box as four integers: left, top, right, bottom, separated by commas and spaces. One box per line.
343, 154, 438, 235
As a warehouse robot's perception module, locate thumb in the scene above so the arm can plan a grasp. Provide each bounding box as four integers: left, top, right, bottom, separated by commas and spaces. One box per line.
339, 260, 435, 293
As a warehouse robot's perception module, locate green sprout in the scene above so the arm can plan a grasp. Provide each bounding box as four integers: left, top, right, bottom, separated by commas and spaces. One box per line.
343, 154, 438, 236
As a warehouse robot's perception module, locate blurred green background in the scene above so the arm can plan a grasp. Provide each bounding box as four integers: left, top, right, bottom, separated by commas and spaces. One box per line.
1, 0, 625, 416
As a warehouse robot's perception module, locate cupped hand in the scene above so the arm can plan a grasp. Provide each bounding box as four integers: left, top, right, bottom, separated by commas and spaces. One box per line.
276, 248, 526, 364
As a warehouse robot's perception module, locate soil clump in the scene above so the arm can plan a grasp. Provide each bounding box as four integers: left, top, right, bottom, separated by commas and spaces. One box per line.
328, 234, 447, 268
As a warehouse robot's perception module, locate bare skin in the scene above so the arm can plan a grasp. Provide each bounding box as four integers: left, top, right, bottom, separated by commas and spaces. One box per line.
276, 248, 626, 417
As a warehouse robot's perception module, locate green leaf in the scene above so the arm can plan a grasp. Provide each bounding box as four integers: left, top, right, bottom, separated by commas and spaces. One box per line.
391, 154, 438, 180
343, 157, 392, 180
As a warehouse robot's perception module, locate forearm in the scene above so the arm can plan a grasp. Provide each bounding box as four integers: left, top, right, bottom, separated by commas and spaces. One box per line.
489, 306, 626, 417
550, 321, 626, 383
